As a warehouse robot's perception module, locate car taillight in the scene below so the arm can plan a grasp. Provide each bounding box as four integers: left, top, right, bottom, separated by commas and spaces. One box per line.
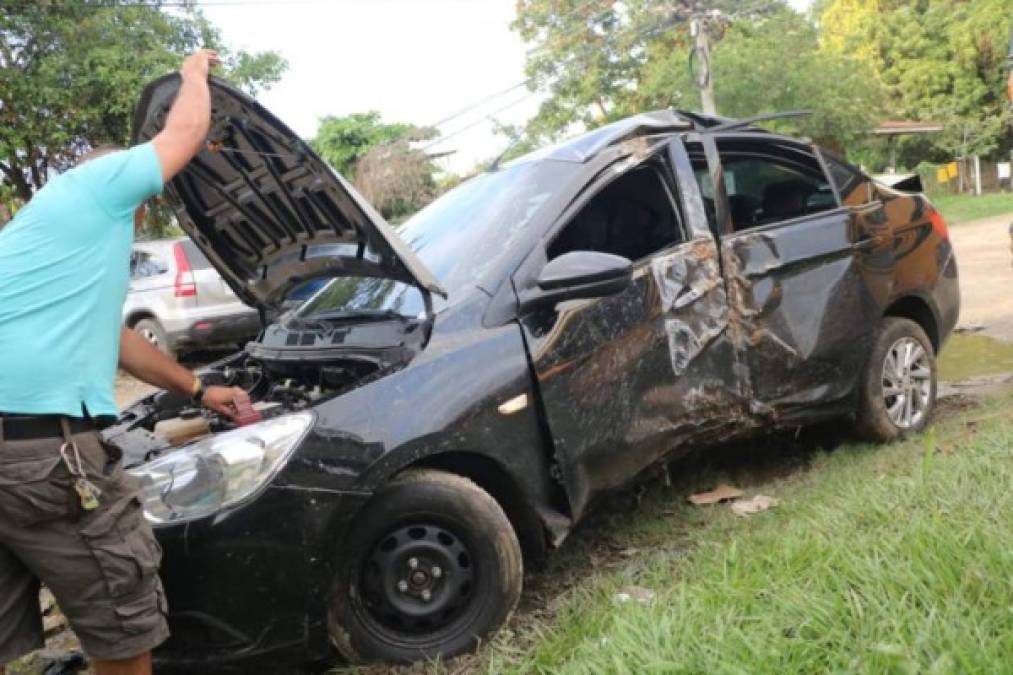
928, 208, 949, 240
172, 242, 197, 297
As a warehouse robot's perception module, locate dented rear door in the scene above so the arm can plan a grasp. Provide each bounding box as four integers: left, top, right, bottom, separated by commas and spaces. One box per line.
707, 136, 882, 419
516, 142, 742, 519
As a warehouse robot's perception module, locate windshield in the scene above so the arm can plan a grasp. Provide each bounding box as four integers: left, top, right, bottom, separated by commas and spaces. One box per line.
295, 159, 573, 320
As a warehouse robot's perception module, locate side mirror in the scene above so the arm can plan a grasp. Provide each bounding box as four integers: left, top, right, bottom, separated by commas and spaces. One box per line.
520, 250, 633, 312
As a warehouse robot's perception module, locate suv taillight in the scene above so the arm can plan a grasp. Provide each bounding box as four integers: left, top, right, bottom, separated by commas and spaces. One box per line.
928, 208, 949, 240
172, 241, 197, 298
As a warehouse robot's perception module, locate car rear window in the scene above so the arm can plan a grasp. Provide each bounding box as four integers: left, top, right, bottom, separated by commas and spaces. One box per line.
180, 240, 212, 270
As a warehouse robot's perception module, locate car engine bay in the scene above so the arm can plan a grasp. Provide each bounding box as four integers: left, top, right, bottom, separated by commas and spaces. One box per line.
105, 315, 426, 467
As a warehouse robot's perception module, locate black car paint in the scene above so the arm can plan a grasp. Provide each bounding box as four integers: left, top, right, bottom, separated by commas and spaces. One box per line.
123, 95, 959, 670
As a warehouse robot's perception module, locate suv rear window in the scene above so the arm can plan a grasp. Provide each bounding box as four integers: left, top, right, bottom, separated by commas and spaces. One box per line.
180, 240, 212, 270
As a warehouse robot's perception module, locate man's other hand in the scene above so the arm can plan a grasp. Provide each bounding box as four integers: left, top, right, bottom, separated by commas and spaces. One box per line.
201, 385, 251, 419
180, 49, 220, 80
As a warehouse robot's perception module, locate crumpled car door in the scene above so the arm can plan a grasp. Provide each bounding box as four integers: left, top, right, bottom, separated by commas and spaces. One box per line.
515, 139, 744, 519
704, 135, 888, 419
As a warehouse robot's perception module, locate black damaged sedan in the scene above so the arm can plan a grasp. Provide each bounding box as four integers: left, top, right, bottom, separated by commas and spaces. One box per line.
109, 76, 959, 670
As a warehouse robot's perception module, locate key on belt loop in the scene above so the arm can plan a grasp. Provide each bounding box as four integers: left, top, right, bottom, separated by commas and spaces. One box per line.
60, 417, 102, 511
59, 417, 86, 478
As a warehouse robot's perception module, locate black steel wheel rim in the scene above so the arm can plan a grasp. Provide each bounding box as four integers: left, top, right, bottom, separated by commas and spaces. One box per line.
358, 523, 477, 637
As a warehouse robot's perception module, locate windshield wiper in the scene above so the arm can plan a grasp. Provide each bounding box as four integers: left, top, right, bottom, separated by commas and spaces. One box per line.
304, 309, 410, 323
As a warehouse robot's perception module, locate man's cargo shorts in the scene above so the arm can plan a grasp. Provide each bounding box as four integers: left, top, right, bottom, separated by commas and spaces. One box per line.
0, 424, 169, 664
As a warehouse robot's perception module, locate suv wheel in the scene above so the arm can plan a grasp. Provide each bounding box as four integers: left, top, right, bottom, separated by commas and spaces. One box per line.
328, 469, 522, 664
856, 317, 937, 442
133, 318, 172, 357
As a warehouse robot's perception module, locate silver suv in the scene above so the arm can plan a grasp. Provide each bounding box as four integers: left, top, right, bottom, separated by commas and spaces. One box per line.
124, 238, 261, 357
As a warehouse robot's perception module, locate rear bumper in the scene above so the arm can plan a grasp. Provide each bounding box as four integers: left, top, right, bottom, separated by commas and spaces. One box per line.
167, 311, 261, 349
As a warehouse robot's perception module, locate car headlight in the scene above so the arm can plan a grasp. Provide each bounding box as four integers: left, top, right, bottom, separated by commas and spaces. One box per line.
128, 411, 314, 524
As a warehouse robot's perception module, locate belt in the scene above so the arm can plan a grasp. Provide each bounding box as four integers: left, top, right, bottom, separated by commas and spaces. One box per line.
0, 414, 97, 442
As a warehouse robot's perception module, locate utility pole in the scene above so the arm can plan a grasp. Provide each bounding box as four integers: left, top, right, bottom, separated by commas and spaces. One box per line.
690, 17, 717, 115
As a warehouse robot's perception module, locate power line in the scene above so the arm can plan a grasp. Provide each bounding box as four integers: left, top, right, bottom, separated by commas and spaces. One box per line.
422, 1, 621, 131
41, 0, 336, 6
422, 0, 623, 133
419, 93, 539, 153
422, 14, 691, 154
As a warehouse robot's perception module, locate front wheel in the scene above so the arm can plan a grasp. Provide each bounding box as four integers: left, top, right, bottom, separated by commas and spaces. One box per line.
328, 469, 522, 664
856, 317, 937, 442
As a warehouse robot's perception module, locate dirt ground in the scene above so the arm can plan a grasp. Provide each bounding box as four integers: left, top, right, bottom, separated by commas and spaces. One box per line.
947, 213, 1013, 341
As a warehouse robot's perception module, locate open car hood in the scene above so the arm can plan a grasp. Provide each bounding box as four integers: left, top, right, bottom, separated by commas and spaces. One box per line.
131, 74, 446, 311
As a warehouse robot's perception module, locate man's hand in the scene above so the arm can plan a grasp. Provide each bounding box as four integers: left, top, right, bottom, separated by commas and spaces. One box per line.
180, 48, 220, 81
119, 328, 252, 419
201, 385, 250, 419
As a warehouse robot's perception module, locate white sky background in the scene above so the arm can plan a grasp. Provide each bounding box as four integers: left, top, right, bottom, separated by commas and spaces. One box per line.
202, 0, 814, 175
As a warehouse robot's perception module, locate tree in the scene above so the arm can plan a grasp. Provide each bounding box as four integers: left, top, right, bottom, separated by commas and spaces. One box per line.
353, 140, 437, 222
310, 111, 440, 220
311, 111, 430, 178
692, 9, 884, 151
0, 0, 286, 205
818, 0, 1013, 167
510, 1, 883, 154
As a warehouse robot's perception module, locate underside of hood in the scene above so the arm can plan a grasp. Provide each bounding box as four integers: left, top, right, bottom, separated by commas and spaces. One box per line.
131, 74, 446, 311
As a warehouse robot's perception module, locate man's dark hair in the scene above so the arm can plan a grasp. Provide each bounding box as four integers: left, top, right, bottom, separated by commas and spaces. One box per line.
75, 144, 125, 167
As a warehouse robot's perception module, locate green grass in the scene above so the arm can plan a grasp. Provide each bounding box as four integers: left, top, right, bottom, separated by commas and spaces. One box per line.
938, 333, 1013, 381
931, 191, 1013, 224
454, 390, 1013, 674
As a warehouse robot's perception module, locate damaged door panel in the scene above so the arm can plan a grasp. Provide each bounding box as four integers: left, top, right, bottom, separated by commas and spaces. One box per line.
516, 146, 738, 519
701, 136, 886, 418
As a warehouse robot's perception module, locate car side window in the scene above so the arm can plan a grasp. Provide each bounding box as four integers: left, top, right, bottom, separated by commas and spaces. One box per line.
547, 163, 682, 262
823, 154, 875, 207
716, 144, 837, 232
130, 251, 169, 279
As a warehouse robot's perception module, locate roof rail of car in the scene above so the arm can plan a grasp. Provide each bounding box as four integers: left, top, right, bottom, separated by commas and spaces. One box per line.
692, 110, 814, 134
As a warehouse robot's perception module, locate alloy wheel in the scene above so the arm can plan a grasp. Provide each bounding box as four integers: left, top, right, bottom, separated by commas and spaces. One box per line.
881, 336, 932, 429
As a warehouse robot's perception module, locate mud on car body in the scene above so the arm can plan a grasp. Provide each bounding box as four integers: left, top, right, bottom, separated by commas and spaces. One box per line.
108, 75, 959, 671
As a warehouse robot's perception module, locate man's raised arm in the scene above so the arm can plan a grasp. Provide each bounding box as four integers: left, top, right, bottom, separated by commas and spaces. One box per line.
152, 49, 220, 183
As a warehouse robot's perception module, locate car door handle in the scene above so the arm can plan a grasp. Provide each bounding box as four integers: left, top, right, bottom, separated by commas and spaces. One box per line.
852, 235, 879, 251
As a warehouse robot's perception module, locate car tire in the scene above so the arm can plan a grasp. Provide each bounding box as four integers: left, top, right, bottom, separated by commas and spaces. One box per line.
328, 469, 522, 664
133, 318, 173, 357
856, 317, 937, 442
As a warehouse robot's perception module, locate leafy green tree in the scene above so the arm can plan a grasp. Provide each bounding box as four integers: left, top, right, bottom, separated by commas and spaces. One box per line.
510, 1, 883, 154
310, 111, 432, 178
0, 0, 286, 206
639, 9, 884, 151
310, 111, 441, 220
818, 0, 1013, 167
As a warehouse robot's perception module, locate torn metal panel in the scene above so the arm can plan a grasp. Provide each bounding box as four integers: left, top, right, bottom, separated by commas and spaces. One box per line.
650, 237, 728, 377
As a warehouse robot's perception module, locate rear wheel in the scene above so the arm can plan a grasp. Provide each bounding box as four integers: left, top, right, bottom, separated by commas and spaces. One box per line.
328, 469, 522, 664
856, 317, 937, 442
133, 318, 173, 357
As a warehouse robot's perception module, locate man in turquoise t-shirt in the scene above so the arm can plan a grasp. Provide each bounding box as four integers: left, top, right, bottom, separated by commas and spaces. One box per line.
0, 50, 249, 675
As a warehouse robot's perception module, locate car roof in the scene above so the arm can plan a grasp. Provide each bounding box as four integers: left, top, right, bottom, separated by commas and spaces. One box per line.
508, 109, 807, 168
509, 110, 694, 165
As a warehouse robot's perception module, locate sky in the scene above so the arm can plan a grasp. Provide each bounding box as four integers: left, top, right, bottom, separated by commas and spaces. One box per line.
201, 0, 815, 175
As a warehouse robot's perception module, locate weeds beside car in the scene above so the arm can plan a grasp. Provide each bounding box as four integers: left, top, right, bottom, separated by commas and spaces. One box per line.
472, 389, 1013, 674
